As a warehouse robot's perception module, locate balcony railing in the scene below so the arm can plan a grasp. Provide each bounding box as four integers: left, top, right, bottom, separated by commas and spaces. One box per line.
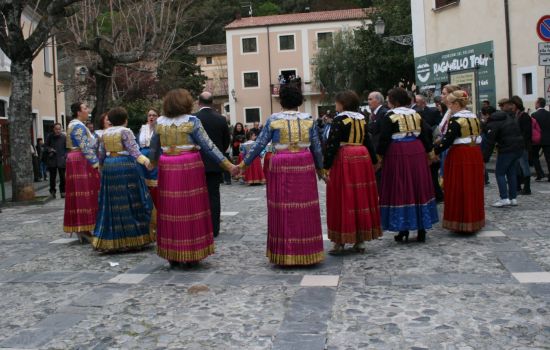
270, 81, 320, 96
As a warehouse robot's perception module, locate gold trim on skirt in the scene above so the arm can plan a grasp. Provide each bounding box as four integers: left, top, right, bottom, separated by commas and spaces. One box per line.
157, 244, 215, 262
63, 224, 95, 233
266, 250, 324, 266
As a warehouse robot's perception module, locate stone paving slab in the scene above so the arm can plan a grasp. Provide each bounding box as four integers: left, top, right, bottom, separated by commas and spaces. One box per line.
0, 178, 549, 348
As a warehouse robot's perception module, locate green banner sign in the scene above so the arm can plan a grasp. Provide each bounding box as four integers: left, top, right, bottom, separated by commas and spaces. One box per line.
414, 41, 496, 106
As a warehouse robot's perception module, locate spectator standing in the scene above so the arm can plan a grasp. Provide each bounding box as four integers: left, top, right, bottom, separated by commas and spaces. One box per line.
37, 138, 47, 181
531, 98, 550, 181
232, 122, 246, 160
194, 92, 231, 238
367, 91, 389, 151
510, 96, 532, 194
44, 123, 67, 198
483, 110, 524, 207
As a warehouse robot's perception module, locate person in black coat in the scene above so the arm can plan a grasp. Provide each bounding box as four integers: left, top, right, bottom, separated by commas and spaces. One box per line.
194, 92, 231, 237
531, 97, 550, 181
510, 96, 532, 194
483, 110, 525, 207
415, 94, 444, 202
44, 123, 67, 198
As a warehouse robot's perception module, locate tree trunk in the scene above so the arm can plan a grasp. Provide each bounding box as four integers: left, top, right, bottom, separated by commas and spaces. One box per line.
8, 59, 35, 201
94, 72, 110, 125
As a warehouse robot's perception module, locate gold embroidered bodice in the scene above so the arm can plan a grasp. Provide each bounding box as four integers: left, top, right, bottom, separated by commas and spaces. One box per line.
270, 119, 314, 144
103, 132, 124, 152
155, 123, 194, 147
389, 113, 422, 134
456, 117, 481, 137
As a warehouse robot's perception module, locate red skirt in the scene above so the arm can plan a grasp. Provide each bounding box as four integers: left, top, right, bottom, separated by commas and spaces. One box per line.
156, 152, 214, 262
244, 157, 266, 184
63, 151, 100, 233
443, 145, 485, 232
327, 145, 381, 244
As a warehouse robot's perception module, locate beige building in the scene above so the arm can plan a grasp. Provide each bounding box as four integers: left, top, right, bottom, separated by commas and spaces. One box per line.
225, 8, 370, 126
0, 7, 66, 179
188, 44, 229, 114
412, 0, 549, 112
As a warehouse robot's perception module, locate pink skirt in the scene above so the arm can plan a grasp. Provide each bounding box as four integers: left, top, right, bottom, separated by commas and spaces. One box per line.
266, 150, 324, 265
63, 151, 100, 233
156, 151, 214, 262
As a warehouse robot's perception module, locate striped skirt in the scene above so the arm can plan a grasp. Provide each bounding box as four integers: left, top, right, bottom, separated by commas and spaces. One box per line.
156, 151, 214, 262
63, 151, 100, 233
266, 149, 324, 265
92, 155, 154, 252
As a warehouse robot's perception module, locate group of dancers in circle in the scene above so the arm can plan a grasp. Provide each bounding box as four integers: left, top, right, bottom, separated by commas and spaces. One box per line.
62, 84, 484, 267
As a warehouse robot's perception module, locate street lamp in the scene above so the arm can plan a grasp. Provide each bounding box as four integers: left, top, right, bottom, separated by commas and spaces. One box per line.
231, 88, 237, 102
373, 17, 413, 47
374, 17, 385, 36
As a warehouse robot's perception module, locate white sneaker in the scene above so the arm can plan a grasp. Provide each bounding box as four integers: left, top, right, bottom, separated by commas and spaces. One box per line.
492, 199, 511, 207
510, 199, 518, 206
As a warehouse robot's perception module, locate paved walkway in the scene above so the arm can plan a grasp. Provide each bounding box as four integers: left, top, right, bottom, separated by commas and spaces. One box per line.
0, 173, 549, 349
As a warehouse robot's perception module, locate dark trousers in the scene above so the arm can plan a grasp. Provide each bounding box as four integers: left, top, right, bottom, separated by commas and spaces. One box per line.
222, 153, 232, 184
48, 167, 65, 194
532, 145, 550, 177
32, 156, 40, 181
495, 151, 521, 199
430, 161, 444, 201
205, 172, 222, 237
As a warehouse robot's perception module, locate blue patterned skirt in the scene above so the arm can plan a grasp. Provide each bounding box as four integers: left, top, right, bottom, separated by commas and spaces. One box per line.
92, 155, 154, 252
379, 139, 439, 231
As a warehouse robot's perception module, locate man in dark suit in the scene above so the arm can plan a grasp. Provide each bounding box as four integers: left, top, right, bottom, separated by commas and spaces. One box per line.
532, 97, 550, 182
415, 94, 444, 202
194, 92, 231, 237
367, 91, 388, 189
367, 91, 388, 151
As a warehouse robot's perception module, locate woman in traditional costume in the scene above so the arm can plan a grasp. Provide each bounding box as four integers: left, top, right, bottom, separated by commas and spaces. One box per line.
323, 91, 381, 254
240, 131, 266, 185
434, 90, 485, 233
237, 85, 324, 266
137, 108, 159, 204
63, 102, 101, 243
149, 89, 236, 267
92, 107, 155, 252
377, 88, 439, 243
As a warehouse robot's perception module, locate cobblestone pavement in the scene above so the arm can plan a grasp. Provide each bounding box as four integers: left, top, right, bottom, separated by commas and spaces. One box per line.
0, 173, 550, 349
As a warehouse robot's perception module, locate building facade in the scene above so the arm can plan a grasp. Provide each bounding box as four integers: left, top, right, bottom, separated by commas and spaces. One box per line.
0, 7, 66, 180
412, 0, 549, 112
225, 8, 370, 126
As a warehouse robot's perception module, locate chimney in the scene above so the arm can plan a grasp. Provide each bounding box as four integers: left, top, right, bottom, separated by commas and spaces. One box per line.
197, 42, 202, 51
235, 10, 242, 20
305, 7, 311, 12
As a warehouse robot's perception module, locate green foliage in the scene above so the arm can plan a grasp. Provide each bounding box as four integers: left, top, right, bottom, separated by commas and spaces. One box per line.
156, 49, 207, 99
314, 0, 413, 100
256, 1, 281, 16
114, 98, 161, 133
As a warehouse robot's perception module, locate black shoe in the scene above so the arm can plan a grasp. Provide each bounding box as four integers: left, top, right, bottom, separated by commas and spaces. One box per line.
224, 181, 231, 185
49, 191, 56, 199
417, 229, 426, 243
394, 231, 409, 243
168, 260, 180, 269
520, 189, 532, 195
535, 176, 544, 182
60, 192, 65, 198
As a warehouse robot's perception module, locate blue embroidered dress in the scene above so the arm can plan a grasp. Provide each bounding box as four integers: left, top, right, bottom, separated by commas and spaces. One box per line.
92, 126, 154, 252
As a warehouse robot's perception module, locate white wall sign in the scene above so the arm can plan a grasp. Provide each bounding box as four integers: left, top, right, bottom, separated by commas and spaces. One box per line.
545, 78, 550, 102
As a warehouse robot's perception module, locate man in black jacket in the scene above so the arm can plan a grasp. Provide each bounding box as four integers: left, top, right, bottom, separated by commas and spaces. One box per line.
510, 96, 532, 194
531, 97, 550, 182
483, 110, 525, 207
195, 92, 231, 237
44, 123, 66, 198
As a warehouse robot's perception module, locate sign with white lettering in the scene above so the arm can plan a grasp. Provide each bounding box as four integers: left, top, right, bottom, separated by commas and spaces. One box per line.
540, 54, 550, 66
414, 41, 496, 106
540, 42, 550, 54
545, 78, 550, 102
